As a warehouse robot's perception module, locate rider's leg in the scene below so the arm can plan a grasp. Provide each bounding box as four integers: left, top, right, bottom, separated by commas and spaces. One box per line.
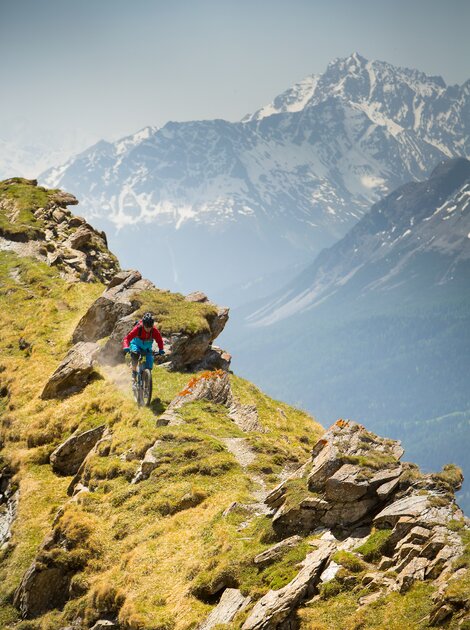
129, 338, 144, 381
144, 348, 154, 370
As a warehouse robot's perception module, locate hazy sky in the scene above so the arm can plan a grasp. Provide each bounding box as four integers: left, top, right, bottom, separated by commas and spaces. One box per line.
1, 0, 469, 151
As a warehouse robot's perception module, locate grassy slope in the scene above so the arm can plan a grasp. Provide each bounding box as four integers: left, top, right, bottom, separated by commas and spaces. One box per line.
0, 250, 323, 629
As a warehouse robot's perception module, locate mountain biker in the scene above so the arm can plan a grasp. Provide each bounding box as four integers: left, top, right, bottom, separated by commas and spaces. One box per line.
122, 312, 165, 381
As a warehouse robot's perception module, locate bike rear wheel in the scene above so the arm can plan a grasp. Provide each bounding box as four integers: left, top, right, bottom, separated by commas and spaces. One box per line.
141, 368, 152, 406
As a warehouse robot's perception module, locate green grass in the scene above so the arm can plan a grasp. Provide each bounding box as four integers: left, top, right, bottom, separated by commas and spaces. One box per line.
355, 529, 393, 562
133, 289, 218, 336
0, 179, 55, 240
300, 582, 435, 629
332, 550, 367, 573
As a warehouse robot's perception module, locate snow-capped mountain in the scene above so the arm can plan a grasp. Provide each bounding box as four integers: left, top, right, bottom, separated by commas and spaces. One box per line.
40, 53, 470, 298
242, 74, 320, 122
246, 157, 470, 326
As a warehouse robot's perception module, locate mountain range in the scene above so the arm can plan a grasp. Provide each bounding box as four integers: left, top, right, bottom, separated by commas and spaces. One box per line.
40, 53, 470, 302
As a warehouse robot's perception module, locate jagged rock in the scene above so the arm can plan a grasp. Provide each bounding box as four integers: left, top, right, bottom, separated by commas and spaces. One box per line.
308, 421, 402, 493
185, 291, 209, 303
430, 604, 455, 626
397, 526, 432, 549
72, 270, 144, 344
241, 542, 334, 629
50, 191, 79, 207
321, 498, 378, 528
68, 224, 96, 250
376, 476, 401, 499
397, 557, 431, 593
254, 536, 303, 568
420, 533, 447, 559
207, 306, 229, 340
14, 559, 72, 618
52, 208, 68, 223
192, 346, 232, 372
229, 402, 263, 432
67, 430, 112, 496
319, 560, 341, 583
167, 332, 214, 370
373, 494, 430, 528
50, 425, 106, 475
41, 342, 100, 399
324, 464, 369, 501
199, 588, 251, 630
307, 435, 343, 492
68, 216, 86, 228
131, 441, 161, 483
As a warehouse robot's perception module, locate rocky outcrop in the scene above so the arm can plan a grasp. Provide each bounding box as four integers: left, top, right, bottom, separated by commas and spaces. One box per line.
72, 270, 149, 344
49, 425, 106, 475
230, 419, 468, 627
70, 269, 231, 372
156, 370, 263, 432
242, 541, 334, 629
13, 505, 98, 618
41, 342, 100, 399
199, 588, 251, 630
0, 179, 119, 283
266, 420, 404, 537
67, 429, 112, 496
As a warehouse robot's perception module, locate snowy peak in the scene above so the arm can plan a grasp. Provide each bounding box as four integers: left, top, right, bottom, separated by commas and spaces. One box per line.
243, 74, 319, 122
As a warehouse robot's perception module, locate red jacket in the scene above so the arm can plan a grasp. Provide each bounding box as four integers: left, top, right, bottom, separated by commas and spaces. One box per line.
122, 322, 164, 350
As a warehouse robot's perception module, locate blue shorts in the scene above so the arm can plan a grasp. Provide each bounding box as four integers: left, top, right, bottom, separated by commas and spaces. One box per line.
129, 337, 154, 369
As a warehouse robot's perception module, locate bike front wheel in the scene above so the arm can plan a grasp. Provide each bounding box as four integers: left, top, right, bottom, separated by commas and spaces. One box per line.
141, 368, 153, 406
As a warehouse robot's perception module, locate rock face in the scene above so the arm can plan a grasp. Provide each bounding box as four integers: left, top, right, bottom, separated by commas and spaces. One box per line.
71, 269, 231, 372
13, 506, 97, 619
242, 542, 334, 629
228, 419, 467, 628
41, 342, 100, 399
267, 420, 404, 537
49, 425, 106, 475
0, 178, 119, 283
72, 270, 148, 344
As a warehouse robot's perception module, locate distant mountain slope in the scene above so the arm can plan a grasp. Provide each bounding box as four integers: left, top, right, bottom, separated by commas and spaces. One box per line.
223, 159, 470, 512
40, 54, 470, 299
247, 157, 470, 326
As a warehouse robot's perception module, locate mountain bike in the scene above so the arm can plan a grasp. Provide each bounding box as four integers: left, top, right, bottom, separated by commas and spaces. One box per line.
130, 351, 153, 407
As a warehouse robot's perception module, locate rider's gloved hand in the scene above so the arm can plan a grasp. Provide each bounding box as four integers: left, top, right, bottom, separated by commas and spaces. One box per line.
123, 348, 130, 355
158, 349, 165, 355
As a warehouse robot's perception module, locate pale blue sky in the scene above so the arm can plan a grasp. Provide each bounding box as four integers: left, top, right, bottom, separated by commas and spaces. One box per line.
1, 0, 469, 150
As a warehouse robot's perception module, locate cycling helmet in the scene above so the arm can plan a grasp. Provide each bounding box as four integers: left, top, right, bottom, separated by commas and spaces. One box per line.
142, 312, 154, 327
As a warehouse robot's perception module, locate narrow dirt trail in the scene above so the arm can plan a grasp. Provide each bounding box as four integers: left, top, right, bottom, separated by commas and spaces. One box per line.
220, 437, 272, 516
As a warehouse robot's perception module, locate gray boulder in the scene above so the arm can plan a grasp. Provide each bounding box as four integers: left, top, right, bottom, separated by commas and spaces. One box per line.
199, 588, 251, 630
50, 425, 105, 475
72, 270, 145, 343
242, 542, 334, 629
41, 342, 100, 399
373, 495, 431, 528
